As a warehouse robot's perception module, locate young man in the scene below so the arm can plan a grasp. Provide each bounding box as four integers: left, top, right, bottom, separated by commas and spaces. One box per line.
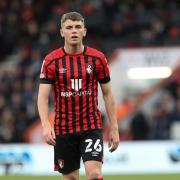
37, 12, 119, 180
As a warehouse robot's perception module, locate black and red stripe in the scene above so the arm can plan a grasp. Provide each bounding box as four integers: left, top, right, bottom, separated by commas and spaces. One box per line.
39, 46, 110, 136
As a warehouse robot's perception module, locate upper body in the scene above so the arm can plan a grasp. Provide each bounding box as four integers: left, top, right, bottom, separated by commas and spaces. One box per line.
40, 46, 110, 135
37, 12, 119, 152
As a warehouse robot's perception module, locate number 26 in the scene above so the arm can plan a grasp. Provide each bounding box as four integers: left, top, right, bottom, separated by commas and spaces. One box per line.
85, 139, 102, 153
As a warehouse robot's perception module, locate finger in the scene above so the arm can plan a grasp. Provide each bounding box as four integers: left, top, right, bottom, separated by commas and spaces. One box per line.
109, 146, 116, 152
46, 135, 56, 146
51, 129, 56, 140
109, 144, 115, 152
108, 142, 113, 152
49, 135, 56, 145
49, 130, 56, 144
46, 138, 55, 146
109, 142, 119, 152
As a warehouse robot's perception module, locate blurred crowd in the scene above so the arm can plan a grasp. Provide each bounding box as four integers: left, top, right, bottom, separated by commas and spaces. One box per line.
115, 69, 180, 141
1, 0, 180, 60
0, 0, 180, 143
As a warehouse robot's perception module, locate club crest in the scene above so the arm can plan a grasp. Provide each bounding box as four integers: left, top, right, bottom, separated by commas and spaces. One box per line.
58, 159, 64, 169
86, 64, 93, 74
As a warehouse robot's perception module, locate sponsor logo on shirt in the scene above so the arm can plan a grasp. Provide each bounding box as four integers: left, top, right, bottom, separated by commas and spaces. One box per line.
71, 79, 82, 91
61, 90, 91, 97
61, 78, 91, 97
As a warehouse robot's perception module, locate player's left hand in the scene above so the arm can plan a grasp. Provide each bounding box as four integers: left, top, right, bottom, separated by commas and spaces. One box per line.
108, 126, 120, 152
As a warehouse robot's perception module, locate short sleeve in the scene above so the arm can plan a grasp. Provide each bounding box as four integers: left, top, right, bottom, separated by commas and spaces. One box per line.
39, 57, 55, 84
97, 54, 111, 83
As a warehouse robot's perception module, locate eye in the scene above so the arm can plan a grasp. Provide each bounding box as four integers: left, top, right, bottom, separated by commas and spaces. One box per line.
75, 25, 82, 29
66, 26, 73, 29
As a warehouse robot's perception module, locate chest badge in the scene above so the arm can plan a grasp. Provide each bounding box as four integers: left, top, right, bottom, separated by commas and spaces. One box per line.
86, 64, 93, 74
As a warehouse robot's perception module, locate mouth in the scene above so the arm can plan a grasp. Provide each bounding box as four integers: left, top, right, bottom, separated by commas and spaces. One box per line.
71, 36, 78, 39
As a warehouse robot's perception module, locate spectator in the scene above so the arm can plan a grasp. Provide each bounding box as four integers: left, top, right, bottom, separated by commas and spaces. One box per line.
0, 0, 180, 143
130, 111, 149, 140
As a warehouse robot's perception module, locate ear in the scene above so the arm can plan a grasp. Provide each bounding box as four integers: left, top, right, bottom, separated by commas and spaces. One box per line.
60, 29, 64, 38
83, 28, 87, 37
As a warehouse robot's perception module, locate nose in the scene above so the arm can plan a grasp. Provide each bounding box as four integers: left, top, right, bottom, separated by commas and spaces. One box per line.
72, 26, 78, 33
72, 29, 77, 34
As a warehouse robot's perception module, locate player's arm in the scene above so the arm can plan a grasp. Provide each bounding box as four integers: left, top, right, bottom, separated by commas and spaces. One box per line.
100, 82, 119, 152
37, 84, 56, 146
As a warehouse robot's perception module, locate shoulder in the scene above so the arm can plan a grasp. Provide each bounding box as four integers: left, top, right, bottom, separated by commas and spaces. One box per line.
44, 48, 65, 63
85, 46, 106, 59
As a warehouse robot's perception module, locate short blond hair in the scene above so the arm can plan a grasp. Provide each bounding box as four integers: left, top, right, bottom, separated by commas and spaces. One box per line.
61, 12, 85, 27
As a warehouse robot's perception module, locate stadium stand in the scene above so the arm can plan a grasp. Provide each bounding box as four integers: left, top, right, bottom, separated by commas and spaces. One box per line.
0, 0, 179, 143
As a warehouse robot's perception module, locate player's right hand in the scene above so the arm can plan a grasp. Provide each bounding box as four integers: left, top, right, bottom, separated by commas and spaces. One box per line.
42, 124, 56, 146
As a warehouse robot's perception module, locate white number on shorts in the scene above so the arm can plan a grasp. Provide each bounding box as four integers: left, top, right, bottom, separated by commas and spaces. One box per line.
94, 139, 102, 152
85, 139, 102, 153
85, 139, 93, 152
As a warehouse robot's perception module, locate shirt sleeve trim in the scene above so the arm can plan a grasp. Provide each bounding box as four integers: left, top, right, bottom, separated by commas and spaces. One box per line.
98, 77, 110, 84
39, 78, 54, 84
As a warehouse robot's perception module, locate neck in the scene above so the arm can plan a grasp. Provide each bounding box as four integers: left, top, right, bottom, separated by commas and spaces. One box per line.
64, 43, 84, 54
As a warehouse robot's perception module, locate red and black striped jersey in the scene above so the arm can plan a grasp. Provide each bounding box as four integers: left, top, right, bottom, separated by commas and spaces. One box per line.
39, 46, 110, 135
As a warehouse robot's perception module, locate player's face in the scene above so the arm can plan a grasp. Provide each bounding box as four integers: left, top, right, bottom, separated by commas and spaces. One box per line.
60, 20, 86, 46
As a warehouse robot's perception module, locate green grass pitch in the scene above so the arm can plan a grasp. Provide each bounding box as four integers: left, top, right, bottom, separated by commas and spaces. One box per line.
0, 174, 180, 180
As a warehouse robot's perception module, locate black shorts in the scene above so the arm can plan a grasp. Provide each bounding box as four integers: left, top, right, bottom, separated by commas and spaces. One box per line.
54, 129, 103, 174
